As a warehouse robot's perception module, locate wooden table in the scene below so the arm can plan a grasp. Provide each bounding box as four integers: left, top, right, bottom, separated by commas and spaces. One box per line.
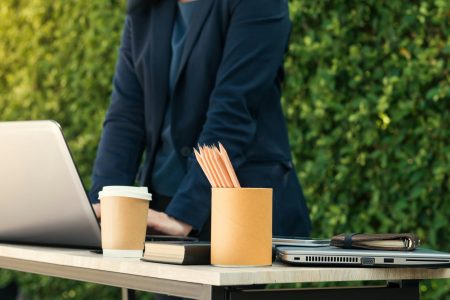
0, 244, 449, 299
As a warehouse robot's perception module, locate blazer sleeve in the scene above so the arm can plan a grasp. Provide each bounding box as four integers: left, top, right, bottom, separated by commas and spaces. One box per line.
89, 17, 146, 203
166, 0, 291, 231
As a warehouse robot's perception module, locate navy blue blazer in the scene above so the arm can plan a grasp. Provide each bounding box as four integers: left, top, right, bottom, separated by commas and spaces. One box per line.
89, 0, 311, 238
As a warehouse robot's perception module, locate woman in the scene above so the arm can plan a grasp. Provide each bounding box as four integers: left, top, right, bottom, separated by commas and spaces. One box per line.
89, 0, 311, 240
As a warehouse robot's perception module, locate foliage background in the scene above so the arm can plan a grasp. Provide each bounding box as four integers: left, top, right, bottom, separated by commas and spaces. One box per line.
0, 0, 449, 299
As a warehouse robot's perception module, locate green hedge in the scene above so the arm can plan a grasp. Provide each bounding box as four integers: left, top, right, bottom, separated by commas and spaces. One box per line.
0, 0, 449, 299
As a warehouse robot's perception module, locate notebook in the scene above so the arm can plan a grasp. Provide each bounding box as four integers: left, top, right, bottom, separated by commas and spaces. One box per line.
277, 246, 450, 267
142, 241, 210, 265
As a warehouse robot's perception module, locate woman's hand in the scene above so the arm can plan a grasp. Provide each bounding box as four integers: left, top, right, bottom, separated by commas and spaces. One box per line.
92, 203, 101, 219
147, 209, 192, 237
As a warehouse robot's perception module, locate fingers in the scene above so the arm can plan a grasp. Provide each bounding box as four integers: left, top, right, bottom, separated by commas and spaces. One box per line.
147, 209, 192, 236
92, 203, 101, 219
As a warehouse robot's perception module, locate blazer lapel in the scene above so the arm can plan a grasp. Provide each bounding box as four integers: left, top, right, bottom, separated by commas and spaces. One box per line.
173, 0, 215, 89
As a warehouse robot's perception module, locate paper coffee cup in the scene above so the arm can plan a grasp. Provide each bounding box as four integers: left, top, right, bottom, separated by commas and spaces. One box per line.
99, 186, 152, 258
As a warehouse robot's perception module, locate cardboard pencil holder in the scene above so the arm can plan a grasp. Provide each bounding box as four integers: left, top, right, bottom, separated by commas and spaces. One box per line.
211, 188, 272, 266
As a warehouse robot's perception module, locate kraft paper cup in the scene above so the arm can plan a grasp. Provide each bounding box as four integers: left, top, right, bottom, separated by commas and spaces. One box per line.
99, 186, 152, 258
211, 188, 273, 266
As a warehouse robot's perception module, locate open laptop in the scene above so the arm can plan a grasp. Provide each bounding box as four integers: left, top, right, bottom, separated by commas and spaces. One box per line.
277, 246, 450, 267
0, 120, 101, 248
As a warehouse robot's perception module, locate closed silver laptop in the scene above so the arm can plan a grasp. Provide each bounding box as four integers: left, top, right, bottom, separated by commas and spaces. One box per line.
277, 246, 450, 267
0, 120, 101, 248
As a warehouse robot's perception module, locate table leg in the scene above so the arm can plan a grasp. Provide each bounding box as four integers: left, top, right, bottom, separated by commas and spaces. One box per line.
202, 286, 226, 300
121, 288, 136, 300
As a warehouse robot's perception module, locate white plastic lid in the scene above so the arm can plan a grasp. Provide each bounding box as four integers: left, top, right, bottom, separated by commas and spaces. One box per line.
98, 186, 152, 201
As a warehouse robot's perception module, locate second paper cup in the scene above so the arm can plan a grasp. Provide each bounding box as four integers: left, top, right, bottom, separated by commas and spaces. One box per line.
211, 188, 272, 266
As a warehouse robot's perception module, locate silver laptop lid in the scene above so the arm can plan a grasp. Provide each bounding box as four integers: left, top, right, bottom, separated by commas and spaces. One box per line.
0, 120, 101, 248
277, 246, 450, 267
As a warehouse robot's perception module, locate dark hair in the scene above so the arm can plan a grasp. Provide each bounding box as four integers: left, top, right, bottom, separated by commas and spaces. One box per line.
127, 0, 160, 14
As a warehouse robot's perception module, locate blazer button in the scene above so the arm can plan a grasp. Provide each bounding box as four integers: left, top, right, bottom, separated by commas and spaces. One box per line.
180, 146, 192, 157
